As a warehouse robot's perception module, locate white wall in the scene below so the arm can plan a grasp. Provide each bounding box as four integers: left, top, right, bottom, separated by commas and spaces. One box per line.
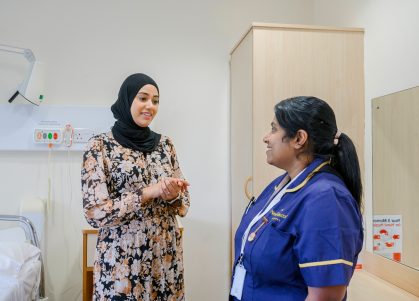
6, 1, 418, 299
312, 0, 419, 251
0, 1, 313, 300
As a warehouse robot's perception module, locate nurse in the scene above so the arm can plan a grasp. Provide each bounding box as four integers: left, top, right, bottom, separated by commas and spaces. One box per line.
230, 96, 363, 301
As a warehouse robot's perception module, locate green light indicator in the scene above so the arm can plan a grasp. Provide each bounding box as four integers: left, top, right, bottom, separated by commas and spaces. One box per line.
39, 95, 44, 101
48, 133, 52, 139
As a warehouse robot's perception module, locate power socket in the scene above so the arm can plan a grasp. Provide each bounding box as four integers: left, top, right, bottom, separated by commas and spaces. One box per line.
73, 128, 99, 143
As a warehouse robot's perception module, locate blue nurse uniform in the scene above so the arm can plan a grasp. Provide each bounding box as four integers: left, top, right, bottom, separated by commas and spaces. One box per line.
231, 158, 363, 301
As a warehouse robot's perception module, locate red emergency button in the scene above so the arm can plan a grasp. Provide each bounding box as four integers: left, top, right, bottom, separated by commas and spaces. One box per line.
36, 132, 42, 140
53, 132, 58, 140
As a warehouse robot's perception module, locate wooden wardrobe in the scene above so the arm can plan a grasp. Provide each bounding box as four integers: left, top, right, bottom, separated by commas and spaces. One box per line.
230, 23, 365, 247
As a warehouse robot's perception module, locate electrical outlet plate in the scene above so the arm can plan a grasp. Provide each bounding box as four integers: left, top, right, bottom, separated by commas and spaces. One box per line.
73, 128, 99, 143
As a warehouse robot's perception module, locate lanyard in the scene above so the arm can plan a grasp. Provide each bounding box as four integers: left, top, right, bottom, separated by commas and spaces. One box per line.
239, 168, 306, 261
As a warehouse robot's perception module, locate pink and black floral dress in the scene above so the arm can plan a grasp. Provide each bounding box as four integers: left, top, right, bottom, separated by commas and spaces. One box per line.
82, 132, 189, 301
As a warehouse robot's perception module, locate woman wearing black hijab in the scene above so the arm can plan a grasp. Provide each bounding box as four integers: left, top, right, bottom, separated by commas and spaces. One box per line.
82, 73, 190, 300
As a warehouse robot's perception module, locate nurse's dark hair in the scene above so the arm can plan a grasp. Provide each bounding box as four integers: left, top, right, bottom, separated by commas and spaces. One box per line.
274, 96, 362, 207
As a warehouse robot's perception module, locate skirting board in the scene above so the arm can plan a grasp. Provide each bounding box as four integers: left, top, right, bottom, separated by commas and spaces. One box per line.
362, 250, 419, 297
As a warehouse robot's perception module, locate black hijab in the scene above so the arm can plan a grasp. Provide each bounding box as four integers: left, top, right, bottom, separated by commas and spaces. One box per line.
111, 73, 161, 153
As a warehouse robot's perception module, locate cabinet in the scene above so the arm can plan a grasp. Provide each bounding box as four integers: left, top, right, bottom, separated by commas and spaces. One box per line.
230, 23, 365, 245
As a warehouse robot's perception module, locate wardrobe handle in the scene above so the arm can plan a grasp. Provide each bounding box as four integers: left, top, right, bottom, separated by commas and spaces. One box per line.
244, 176, 253, 201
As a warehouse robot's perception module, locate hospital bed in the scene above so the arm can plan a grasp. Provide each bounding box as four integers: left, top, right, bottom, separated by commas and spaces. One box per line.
0, 214, 46, 301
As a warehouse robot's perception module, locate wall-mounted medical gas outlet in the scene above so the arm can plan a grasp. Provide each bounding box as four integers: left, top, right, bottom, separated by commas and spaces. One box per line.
34, 128, 63, 144
34, 127, 100, 146
1, 104, 114, 151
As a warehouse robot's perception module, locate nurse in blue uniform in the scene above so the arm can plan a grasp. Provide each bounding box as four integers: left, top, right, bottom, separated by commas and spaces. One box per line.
230, 96, 363, 301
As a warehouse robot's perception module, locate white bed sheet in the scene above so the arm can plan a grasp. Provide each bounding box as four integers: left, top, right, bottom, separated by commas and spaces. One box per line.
0, 238, 42, 301
0, 276, 25, 301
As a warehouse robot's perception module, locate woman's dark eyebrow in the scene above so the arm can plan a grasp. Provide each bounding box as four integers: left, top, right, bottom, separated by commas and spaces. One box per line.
137, 92, 159, 98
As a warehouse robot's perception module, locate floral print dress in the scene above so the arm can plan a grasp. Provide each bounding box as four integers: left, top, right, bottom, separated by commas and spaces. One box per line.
81, 132, 190, 301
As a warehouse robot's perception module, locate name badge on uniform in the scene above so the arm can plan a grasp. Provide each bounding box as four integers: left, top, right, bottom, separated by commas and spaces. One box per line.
230, 264, 246, 300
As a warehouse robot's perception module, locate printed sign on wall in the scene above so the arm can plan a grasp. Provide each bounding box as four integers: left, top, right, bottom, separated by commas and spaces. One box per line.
373, 215, 402, 262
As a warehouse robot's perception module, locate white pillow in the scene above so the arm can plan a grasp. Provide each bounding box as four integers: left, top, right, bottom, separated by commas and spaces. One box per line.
0, 275, 25, 301
20, 258, 41, 300
0, 241, 41, 277
0, 242, 42, 300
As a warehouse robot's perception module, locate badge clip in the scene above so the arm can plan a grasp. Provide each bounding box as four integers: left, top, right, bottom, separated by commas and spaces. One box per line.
248, 217, 268, 242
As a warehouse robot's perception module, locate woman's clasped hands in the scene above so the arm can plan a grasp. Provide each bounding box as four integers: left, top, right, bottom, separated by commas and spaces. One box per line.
142, 177, 189, 203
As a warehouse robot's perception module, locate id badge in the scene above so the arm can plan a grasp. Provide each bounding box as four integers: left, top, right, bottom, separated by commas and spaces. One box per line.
230, 263, 246, 300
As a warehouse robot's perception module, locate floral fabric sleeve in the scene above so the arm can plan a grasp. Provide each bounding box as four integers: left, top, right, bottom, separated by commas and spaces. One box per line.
166, 138, 190, 217
81, 137, 142, 228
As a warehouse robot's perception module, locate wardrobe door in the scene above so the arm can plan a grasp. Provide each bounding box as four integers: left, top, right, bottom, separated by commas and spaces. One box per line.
252, 27, 364, 196
230, 31, 253, 256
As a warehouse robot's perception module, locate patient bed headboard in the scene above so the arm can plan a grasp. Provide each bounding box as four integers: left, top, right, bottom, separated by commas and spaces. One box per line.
0, 214, 41, 247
